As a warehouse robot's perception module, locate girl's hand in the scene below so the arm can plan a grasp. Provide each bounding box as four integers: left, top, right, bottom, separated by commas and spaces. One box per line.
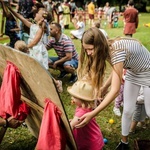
75, 112, 93, 128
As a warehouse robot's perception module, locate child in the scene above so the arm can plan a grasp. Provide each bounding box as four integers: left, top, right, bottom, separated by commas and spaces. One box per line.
14, 40, 63, 93
0, 0, 20, 48
14, 40, 29, 54
113, 69, 126, 116
8, 6, 49, 70
129, 86, 147, 134
67, 80, 104, 150
112, 10, 119, 28
70, 15, 85, 40
97, 7, 103, 21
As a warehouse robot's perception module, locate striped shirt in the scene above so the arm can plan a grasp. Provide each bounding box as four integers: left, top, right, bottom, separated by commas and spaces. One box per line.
46, 33, 78, 60
111, 38, 150, 86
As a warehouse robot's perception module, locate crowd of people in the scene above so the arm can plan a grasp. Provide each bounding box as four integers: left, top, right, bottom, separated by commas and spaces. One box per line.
0, 0, 149, 150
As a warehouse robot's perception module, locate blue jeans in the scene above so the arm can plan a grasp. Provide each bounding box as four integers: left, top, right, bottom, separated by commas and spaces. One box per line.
49, 57, 78, 69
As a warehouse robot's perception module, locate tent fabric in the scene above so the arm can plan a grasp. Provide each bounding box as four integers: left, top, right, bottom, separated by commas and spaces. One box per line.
0, 61, 30, 120
36, 98, 66, 150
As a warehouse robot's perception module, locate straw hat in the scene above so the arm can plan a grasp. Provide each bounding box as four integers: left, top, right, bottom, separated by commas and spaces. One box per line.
67, 80, 95, 101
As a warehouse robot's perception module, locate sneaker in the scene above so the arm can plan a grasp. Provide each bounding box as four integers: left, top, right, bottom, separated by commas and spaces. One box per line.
115, 141, 129, 150
57, 71, 68, 78
69, 74, 77, 83
113, 107, 121, 116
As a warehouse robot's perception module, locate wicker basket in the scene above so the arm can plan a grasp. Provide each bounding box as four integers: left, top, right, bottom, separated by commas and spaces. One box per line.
134, 140, 150, 150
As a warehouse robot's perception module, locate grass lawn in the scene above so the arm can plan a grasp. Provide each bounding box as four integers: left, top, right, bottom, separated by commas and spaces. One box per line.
0, 12, 150, 150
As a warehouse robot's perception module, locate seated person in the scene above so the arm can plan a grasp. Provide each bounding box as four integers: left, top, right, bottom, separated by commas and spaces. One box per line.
46, 22, 78, 83
70, 15, 85, 40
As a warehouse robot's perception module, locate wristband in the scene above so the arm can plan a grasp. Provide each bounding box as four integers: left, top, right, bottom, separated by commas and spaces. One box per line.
3, 118, 9, 128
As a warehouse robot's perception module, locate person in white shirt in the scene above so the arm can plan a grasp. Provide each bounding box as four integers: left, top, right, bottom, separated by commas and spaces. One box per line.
70, 15, 85, 40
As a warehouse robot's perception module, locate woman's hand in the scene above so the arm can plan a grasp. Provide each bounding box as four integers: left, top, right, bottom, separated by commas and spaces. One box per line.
75, 112, 93, 128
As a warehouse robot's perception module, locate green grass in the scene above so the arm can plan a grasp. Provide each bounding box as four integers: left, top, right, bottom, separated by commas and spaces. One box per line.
0, 13, 150, 150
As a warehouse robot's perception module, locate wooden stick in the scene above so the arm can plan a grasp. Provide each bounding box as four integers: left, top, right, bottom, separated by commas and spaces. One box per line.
21, 95, 44, 113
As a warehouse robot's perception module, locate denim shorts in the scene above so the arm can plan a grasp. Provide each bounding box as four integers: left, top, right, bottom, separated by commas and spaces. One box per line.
49, 56, 78, 69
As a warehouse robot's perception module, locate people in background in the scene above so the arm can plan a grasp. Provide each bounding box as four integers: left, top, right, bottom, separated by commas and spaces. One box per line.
112, 10, 119, 28
123, 0, 139, 37
107, 7, 117, 28
69, 0, 77, 20
62, 0, 71, 29
87, 0, 95, 26
17, 0, 34, 39
103, 2, 110, 20
0, 0, 20, 48
70, 15, 85, 40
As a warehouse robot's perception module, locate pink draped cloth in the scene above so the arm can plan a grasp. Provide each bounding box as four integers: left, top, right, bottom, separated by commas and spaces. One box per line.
36, 98, 66, 150
0, 61, 30, 120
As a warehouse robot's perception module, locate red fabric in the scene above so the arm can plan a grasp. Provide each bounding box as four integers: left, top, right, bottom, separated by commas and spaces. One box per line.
0, 61, 30, 120
36, 98, 66, 150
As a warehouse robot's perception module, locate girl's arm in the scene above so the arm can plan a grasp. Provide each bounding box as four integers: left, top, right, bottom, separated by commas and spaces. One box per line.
27, 27, 43, 48
8, 6, 32, 28
76, 62, 123, 128
70, 116, 80, 130
0, 0, 10, 17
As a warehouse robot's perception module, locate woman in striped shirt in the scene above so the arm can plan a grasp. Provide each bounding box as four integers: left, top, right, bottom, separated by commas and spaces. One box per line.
76, 27, 150, 150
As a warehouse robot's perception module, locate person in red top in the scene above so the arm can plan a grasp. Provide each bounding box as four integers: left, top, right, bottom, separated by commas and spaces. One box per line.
123, 0, 139, 37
